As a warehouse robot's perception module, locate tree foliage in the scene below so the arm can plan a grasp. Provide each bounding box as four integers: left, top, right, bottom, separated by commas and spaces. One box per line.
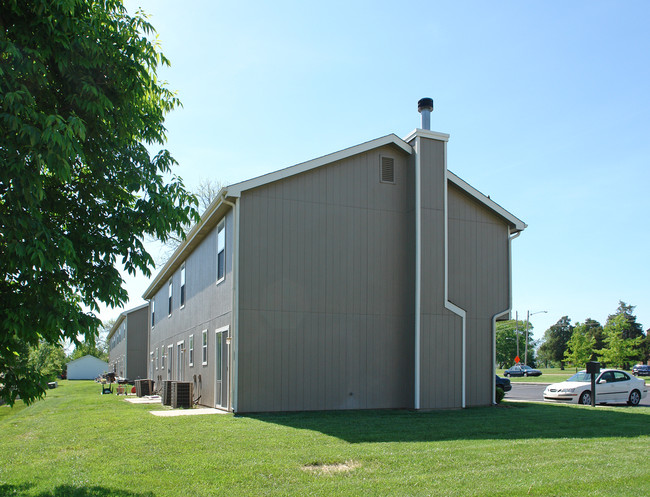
597, 314, 643, 368
495, 320, 537, 368
606, 301, 644, 340
563, 322, 596, 369
0, 0, 198, 405
29, 341, 67, 382
537, 316, 573, 369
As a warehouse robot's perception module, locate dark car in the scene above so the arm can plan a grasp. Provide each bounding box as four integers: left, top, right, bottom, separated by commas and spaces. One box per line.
503, 364, 542, 377
632, 364, 650, 376
496, 375, 511, 392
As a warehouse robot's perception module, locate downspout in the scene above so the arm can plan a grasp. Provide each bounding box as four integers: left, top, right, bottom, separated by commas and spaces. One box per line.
414, 136, 422, 410
491, 230, 520, 403
221, 195, 240, 413
442, 140, 468, 408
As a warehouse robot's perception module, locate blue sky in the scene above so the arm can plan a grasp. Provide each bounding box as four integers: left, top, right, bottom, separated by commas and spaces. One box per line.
108, 0, 650, 341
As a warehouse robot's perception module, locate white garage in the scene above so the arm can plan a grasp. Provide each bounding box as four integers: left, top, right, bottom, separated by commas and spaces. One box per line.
66, 355, 108, 380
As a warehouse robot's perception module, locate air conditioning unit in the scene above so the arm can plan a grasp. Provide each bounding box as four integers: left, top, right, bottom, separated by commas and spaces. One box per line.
135, 379, 154, 397
161, 380, 173, 406
171, 381, 193, 409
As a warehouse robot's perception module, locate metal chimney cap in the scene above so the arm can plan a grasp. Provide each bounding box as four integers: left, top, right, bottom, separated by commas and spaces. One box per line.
418, 97, 434, 113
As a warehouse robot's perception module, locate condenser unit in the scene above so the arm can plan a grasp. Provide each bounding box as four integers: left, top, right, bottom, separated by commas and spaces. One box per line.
171, 381, 193, 409
161, 380, 173, 406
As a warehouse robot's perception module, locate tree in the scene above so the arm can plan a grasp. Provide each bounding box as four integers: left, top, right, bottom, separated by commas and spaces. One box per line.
597, 314, 642, 368
1, 1, 198, 406
537, 316, 573, 370
581, 318, 604, 360
157, 178, 223, 258
495, 320, 537, 368
28, 341, 67, 383
563, 323, 596, 370
69, 318, 113, 362
606, 301, 644, 340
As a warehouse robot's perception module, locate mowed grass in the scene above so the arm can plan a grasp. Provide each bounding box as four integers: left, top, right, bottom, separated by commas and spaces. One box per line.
1, 381, 649, 497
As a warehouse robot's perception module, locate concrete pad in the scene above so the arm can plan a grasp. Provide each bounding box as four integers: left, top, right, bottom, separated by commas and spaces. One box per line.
125, 397, 162, 404
149, 407, 227, 417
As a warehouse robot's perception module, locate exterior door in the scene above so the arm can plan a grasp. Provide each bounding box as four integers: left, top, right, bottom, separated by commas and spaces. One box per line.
167, 345, 173, 380
214, 327, 229, 409
177, 341, 185, 382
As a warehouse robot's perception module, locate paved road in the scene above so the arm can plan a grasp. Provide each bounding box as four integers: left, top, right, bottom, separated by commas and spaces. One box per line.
506, 382, 650, 406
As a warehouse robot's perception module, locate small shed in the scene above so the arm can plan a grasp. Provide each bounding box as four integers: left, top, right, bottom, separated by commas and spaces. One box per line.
67, 355, 108, 380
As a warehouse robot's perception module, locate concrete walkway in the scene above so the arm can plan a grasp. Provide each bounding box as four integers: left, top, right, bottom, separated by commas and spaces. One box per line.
149, 407, 227, 417
124, 396, 162, 404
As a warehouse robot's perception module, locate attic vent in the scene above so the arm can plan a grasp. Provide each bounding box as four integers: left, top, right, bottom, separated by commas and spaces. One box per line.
380, 156, 395, 184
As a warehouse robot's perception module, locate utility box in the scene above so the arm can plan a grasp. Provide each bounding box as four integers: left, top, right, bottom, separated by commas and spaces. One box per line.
586, 361, 601, 375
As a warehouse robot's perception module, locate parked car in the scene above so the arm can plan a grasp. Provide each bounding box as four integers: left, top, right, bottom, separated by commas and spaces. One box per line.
543, 369, 648, 405
503, 364, 542, 377
632, 364, 650, 376
496, 375, 511, 392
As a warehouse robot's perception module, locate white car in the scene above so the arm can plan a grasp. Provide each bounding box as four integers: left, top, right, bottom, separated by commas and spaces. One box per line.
543, 369, 648, 406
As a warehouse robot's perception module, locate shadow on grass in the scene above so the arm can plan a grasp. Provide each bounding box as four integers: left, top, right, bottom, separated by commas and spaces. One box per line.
0, 484, 155, 497
243, 402, 650, 443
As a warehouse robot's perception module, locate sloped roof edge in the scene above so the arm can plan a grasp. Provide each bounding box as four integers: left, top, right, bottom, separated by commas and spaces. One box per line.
106, 302, 149, 340
227, 134, 413, 197
447, 171, 527, 232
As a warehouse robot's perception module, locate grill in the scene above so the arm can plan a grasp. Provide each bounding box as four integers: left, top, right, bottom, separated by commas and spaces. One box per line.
171, 381, 193, 409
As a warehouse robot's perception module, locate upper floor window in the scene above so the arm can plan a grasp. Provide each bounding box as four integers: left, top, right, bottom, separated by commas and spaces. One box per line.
168, 278, 173, 316
151, 300, 155, 328
180, 264, 186, 308
217, 220, 225, 282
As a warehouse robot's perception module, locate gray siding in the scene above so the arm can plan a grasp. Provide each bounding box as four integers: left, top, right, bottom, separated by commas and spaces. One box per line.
237, 145, 414, 413
149, 210, 233, 408
126, 306, 149, 380
448, 184, 510, 406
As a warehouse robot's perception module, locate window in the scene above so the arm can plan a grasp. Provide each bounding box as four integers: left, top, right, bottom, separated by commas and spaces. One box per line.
150, 352, 154, 377
161, 346, 165, 369
168, 279, 173, 316
180, 264, 186, 308
151, 300, 155, 328
217, 221, 225, 282
189, 334, 194, 366
202, 330, 208, 365
155, 347, 159, 370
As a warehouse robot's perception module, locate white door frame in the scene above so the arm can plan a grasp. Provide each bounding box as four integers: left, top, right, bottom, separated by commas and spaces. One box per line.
214, 326, 229, 409
177, 340, 185, 382
167, 344, 173, 381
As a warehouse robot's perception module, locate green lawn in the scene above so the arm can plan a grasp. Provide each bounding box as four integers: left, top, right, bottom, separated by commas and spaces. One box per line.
1, 381, 649, 496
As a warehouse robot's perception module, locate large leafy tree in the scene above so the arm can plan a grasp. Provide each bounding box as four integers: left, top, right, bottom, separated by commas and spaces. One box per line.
563, 322, 596, 370
537, 316, 574, 369
1, 0, 197, 405
495, 320, 537, 368
606, 301, 644, 340
598, 314, 642, 368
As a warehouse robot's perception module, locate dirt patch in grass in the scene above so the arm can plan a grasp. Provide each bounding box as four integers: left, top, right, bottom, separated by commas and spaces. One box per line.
302, 460, 361, 475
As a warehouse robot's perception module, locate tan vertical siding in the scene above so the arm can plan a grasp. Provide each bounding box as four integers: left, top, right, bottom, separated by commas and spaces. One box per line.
237, 146, 414, 412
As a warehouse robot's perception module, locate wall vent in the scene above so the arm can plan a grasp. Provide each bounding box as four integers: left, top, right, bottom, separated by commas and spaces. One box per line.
380, 156, 395, 184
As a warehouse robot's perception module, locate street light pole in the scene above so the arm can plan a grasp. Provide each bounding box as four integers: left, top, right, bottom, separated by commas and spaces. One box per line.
524, 310, 547, 365
515, 311, 519, 361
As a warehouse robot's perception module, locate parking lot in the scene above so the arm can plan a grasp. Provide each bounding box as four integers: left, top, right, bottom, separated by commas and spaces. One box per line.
507, 382, 650, 406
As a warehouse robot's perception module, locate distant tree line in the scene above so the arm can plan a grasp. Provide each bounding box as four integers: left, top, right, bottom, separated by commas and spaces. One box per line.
497, 301, 649, 370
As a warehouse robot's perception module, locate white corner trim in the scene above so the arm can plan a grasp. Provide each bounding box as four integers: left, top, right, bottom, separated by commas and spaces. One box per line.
403, 128, 450, 143
414, 136, 422, 410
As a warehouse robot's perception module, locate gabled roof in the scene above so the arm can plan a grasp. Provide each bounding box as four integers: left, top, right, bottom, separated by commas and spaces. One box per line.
143, 130, 525, 299
66, 354, 108, 366
106, 303, 149, 340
